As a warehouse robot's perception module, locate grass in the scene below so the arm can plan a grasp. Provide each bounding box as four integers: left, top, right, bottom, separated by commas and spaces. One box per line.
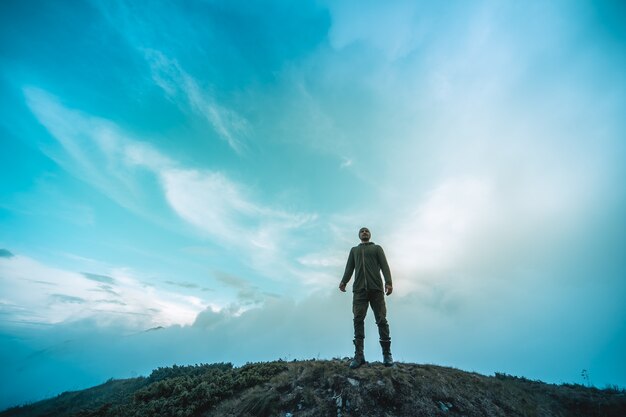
2, 360, 625, 417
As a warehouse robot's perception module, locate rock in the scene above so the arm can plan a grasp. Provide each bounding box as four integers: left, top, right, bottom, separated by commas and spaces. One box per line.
347, 378, 359, 387
437, 401, 453, 412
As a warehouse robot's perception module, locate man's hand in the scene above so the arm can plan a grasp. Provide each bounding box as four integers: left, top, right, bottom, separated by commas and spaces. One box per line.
339, 282, 347, 292
385, 284, 393, 296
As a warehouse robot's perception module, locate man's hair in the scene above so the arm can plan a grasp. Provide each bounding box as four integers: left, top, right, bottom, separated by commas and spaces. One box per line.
359, 227, 370, 234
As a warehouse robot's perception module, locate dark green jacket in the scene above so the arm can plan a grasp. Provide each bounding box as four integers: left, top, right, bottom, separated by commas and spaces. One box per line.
341, 242, 392, 292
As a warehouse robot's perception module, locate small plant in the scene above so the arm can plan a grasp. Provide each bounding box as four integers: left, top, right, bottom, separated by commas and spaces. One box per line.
581, 369, 591, 387
603, 384, 626, 394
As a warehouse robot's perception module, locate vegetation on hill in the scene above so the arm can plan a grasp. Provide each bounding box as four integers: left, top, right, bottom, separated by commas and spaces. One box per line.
2, 359, 625, 417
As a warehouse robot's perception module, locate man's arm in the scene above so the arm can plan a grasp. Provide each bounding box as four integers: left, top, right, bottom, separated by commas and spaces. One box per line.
339, 248, 355, 292
377, 246, 393, 295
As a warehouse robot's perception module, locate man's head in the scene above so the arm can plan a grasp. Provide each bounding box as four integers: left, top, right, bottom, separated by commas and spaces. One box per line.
359, 227, 371, 242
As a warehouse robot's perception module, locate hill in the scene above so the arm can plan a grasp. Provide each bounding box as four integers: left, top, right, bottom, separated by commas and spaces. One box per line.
2, 359, 625, 417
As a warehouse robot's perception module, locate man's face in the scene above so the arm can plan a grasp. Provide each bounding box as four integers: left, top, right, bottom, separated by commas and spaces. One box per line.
359, 228, 371, 242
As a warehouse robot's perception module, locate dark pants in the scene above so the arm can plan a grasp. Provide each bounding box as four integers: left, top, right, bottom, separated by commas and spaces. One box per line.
353, 290, 390, 341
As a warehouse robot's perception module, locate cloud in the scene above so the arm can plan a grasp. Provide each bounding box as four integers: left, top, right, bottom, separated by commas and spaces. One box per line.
297, 252, 345, 268
0, 254, 207, 328
159, 168, 314, 245
159, 169, 257, 244
144, 50, 250, 154
23, 87, 161, 216
99, 299, 127, 306
23, 87, 317, 292
82, 272, 115, 285
340, 157, 353, 168
89, 1, 253, 154
385, 177, 496, 285
49, 294, 86, 304
214, 271, 249, 290
157, 167, 317, 284
2, 283, 624, 410
164, 281, 200, 289
163, 280, 212, 291
91, 284, 119, 296
325, 0, 424, 60
213, 270, 268, 306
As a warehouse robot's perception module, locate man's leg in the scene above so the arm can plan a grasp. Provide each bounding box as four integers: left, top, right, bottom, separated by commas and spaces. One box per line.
370, 290, 390, 341
370, 290, 393, 366
352, 290, 369, 340
350, 290, 368, 368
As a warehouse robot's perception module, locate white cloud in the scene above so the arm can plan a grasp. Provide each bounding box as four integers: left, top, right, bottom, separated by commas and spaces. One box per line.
144, 50, 249, 154
386, 177, 495, 284
297, 252, 345, 268
92, 2, 250, 154
0, 255, 205, 328
160, 169, 253, 244
24, 87, 156, 215
23, 87, 318, 293
158, 167, 317, 271
124, 140, 175, 170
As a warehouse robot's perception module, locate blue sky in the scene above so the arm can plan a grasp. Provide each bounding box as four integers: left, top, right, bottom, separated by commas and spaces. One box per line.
1, 0, 625, 409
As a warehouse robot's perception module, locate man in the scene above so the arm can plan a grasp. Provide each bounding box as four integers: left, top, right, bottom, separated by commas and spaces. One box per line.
339, 227, 394, 368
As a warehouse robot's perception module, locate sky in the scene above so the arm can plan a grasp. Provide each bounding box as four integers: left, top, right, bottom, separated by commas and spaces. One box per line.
1, 0, 625, 410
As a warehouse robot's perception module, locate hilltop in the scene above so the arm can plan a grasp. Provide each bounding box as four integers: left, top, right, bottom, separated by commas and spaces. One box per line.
2, 359, 625, 417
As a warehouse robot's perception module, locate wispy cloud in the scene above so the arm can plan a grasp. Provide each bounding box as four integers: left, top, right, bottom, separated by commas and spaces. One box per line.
144, 50, 250, 154
91, 1, 250, 154
24, 87, 318, 293
24, 87, 160, 215
159, 168, 314, 249
164, 280, 213, 292
49, 294, 86, 304
82, 272, 115, 285
213, 270, 270, 307
297, 252, 345, 268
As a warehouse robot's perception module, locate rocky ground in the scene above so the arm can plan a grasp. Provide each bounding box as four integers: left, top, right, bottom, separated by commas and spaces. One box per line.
2, 359, 625, 417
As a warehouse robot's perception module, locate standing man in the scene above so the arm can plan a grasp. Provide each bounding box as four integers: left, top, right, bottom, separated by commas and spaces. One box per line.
339, 227, 394, 368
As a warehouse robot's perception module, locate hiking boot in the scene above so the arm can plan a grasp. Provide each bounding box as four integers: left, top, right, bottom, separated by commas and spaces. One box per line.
380, 339, 394, 367
349, 339, 366, 369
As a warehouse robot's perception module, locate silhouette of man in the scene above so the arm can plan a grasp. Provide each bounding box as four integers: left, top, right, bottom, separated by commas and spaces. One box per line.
339, 227, 393, 368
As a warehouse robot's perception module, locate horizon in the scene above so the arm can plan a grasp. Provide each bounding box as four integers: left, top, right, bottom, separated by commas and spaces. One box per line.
1, 0, 625, 410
